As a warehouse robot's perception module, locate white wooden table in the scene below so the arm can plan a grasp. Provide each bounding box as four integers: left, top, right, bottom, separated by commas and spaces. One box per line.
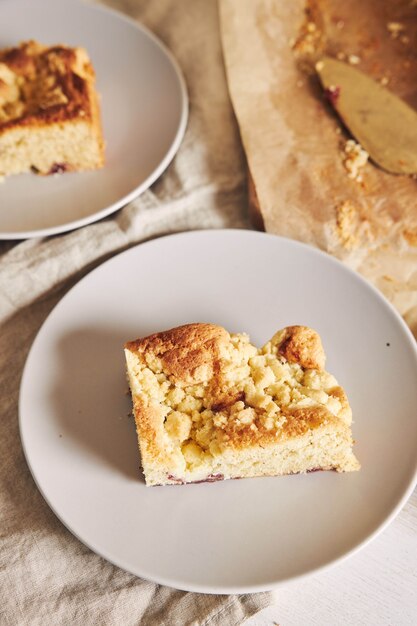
246, 489, 417, 625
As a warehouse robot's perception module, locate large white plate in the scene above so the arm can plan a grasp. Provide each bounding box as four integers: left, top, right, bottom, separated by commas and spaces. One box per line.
0, 0, 187, 239
19, 230, 417, 593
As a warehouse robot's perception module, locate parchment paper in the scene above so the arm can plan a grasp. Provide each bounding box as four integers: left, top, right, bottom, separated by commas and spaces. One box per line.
219, 0, 417, 337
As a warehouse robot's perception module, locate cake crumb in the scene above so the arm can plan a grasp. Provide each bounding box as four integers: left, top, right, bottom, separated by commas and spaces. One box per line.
342, 139, 369, 182
348, 54, 360, 65
335, 201, 360, 249
333, 200, 374, 250
292, 10, 323, 57
387, 22, 405, 38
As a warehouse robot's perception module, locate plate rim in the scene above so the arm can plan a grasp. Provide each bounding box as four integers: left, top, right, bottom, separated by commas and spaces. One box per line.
0, 0, 189, 240
18, 229, 417, 593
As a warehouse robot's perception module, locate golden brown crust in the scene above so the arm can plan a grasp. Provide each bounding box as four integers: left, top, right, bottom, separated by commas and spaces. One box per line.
327, 385, 352, 423
125, 323, 229, 385
133, 398, 168, 470
0, 40, 104, 162
274, 325, 326, 371
221, 404, 345, 451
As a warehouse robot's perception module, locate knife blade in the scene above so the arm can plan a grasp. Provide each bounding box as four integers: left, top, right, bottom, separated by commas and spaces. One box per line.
316, 56, 417, 175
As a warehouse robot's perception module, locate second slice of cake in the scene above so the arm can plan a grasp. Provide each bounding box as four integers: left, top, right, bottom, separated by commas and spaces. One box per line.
0, 40, 104, 178
124, 323, 360, 486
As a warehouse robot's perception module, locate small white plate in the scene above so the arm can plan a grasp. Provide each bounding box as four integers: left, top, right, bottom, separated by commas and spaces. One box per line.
0, 0, 188, 239
19, 230, 417, 593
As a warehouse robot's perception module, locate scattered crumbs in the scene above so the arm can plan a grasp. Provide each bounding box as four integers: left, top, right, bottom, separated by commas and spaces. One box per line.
380, 76, 389, 86
335, 127, 342, 135
335, 201, 360, 249
348, 54, 360, 65
387, 22, 405, 38
383, 274, 395, 282
336, 51, 346, 60
315, 60, 324, 71
342, 139, 369, 182
292, 11, 323, 57
334, 199, 373, 249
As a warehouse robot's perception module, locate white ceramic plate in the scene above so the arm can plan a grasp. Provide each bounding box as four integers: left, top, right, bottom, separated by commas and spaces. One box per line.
19, 230, 417, 593
0, 0, 188, 239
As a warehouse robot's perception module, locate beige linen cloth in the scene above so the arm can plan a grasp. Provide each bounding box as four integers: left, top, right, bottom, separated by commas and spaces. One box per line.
0, 1, 274, 624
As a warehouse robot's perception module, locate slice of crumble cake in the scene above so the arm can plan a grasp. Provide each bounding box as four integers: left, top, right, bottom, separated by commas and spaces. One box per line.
124, 323, 360, 486
0, 40, 104, 178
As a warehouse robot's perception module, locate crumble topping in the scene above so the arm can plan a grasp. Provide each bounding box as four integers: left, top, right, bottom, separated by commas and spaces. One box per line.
0, 41, 90, 125
128, 329, 347, 471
